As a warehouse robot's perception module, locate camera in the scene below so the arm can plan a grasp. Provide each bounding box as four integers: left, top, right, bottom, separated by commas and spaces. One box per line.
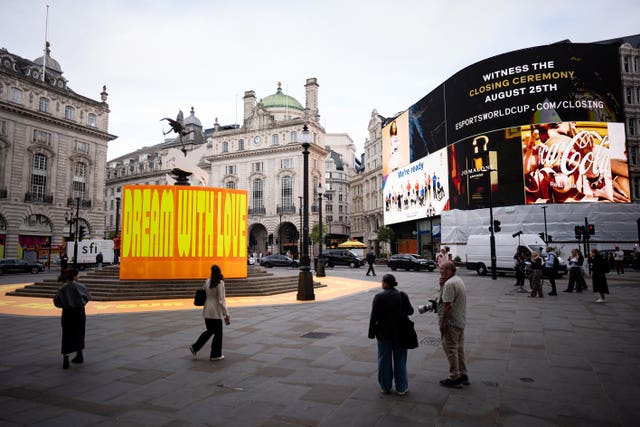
418, 299, 438, 314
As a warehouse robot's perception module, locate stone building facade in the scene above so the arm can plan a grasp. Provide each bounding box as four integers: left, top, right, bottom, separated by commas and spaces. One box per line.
0, 44, 116, 260
105, 79, 356, 258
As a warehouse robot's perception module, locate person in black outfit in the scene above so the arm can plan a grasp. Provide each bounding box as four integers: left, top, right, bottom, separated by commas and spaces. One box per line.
53, 268, 92, 369
366, 250, 376, 276
514, 250, 525, 288
368, 273, 414, 395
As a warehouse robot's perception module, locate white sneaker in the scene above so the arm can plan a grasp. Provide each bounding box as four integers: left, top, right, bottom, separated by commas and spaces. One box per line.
596, 298, 605, 303
210, 355, 225, 361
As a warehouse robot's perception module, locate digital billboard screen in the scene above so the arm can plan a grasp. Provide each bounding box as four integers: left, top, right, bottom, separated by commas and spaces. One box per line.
382, 41, 628, 226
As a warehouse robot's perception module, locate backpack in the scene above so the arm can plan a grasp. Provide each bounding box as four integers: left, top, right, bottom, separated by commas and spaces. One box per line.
552, 253, 559, 269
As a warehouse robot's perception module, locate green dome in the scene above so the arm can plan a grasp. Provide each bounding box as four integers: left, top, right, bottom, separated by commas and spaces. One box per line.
262, 82, 304, 111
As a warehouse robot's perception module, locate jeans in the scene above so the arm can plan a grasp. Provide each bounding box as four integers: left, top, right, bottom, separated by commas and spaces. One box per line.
377, 338, 408, 393
192, 318, 223, 358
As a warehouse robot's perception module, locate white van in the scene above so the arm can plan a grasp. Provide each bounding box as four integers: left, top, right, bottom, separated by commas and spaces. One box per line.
465, 234, 567, 277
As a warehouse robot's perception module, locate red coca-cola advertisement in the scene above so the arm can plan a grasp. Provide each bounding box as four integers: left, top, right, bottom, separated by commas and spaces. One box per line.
522, 121, 629, 204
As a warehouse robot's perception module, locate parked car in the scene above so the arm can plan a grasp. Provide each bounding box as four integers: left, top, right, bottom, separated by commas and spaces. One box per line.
387, 253, 437, 271
317, 249, 365, 268
0, 258, 46, 275
259, 254, 299, 268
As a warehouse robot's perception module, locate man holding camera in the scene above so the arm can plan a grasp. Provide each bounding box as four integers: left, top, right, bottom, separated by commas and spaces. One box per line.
437, 260, 469, 389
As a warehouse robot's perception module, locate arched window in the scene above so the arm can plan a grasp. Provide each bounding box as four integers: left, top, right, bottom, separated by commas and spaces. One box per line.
281, 175, 292, 209
252, 179, 263, 209
31, 153, 48, 199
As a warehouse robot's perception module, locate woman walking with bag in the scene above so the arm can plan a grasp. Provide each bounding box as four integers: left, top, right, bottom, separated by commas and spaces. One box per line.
189, 265, 230, 360
368, 273, 414, 395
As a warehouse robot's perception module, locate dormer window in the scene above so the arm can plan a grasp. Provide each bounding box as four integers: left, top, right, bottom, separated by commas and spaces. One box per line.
65, 106, 75, 120
87, 113, 97, 127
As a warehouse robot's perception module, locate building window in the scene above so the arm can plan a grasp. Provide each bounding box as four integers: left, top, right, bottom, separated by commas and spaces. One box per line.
31, 153, 48, 198
9, 87, 22, 103
252, 162, 263, 172
626, 88, 633, 104
65, 106, 75, 120
238, 139, 245, 151
222, 141, 229, 152
281, 158, 293, 169
272, 134, 279, 145
39, 97, 49, 112
225, 165, 236, 175
629, 118, 636, 136
630, 146, 638, 166
33, 129, 52, 145
88, 113, 97, 127
225, 181, 236, 189
75, 140, 90, 154
0, 120, 5, 136
637, 87, 640, 104
252, 179, 263, 210
623, 55, 631, 73
281, 175, 292, 209
73, 162, 86, 200
290, 131, 297, 142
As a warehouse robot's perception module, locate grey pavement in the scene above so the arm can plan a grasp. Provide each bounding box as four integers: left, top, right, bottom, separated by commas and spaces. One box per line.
1, 267, 639, 426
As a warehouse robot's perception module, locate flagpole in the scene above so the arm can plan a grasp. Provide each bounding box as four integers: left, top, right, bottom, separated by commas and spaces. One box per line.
42, 4, 49, 82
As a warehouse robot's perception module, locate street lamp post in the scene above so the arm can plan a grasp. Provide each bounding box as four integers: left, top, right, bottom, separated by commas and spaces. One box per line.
73, 197, 80, 269
541, 205, 548, 243
316, 183, 326, 277
297, 125, 315, 301
114, 196, 121, 264
298, 196, 303, 259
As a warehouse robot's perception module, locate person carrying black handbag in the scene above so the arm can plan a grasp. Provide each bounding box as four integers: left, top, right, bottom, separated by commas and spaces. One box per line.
368, 273, 414, 395
188, 264, 230, 361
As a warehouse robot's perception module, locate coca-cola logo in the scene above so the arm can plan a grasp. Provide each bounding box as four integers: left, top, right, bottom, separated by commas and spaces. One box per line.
537, 130, 611, 177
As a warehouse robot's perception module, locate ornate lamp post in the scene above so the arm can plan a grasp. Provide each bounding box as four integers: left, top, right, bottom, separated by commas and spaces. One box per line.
316, 183, 326, 277
298, 195, 303, 259
297, 125, 315, 301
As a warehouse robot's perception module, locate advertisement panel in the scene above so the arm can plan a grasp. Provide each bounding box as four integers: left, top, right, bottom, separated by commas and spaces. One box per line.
382, 42, 627, 227
381, 111, 410, 180
448, 128, 525, 210
120, 185, 248, 280
446, 43, 624, 144
384, 147, 449, 225
523, 121, 629, 203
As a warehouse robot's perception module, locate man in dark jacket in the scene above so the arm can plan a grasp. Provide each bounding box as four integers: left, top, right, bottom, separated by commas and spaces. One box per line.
366, 250, 376, 276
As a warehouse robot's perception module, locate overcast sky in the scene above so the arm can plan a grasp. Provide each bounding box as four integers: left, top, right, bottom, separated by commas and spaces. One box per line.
2, 0, 639, 160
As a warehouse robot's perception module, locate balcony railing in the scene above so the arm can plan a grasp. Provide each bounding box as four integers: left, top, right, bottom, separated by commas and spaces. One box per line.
24, 192, 53, 204
277, 205, 297, 214
67, 198, 92, 208
248, 206, 266, 215
0, 188, 7, 199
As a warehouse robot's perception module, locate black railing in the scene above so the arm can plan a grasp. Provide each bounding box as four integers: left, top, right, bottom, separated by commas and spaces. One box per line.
67, 198, 92, 208
248, 206, 266, 215
277, 205, 297, 214
24, 192, 53, 204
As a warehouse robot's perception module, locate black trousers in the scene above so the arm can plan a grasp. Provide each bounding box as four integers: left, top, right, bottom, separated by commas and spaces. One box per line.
544, 267, 557, 293
366, 263, 376, 276
192, 318, 223, 358
61, 307, 86, 355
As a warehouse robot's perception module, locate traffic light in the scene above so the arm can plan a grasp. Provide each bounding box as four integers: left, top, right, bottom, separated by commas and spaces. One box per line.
574, 225, 582, 240
539, 232, 545, 240
493, 220, 501, 233
79, 226, 86, 240
587, 224, 595, 235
